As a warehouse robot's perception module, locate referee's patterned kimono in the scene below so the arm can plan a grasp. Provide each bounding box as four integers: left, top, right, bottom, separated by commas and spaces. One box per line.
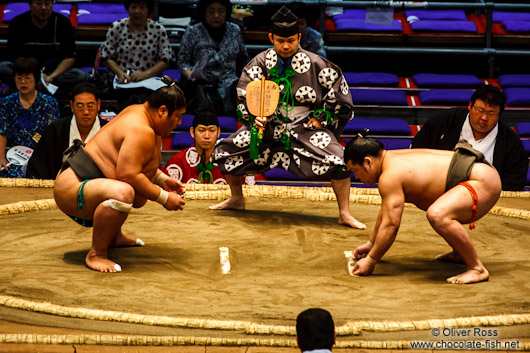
213, 46, 354, 180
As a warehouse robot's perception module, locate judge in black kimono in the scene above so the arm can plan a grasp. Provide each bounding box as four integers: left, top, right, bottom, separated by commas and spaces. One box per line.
210, 6, 366, 229
26, 82, 108, 179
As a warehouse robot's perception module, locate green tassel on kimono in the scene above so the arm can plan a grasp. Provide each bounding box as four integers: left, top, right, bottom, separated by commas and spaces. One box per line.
197, 162, 214, 183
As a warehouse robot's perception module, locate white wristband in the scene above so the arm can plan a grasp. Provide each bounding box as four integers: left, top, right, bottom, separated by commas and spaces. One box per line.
156, 189, 169, 205
366, 240, 373, 249
155, 173, 169, 187
366, 254, 377, 266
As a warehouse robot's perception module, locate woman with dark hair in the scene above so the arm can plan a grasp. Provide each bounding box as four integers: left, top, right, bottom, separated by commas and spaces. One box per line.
0, 57, 60, 178
178, 0, 249, 115
100, 0, 175, 110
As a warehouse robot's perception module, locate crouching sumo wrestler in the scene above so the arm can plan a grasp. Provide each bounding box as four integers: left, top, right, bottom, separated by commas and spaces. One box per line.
54, 85, 187, 273
346, 133, 501, 284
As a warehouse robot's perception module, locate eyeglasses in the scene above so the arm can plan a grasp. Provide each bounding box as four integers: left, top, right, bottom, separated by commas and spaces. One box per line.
75, 103, 97, 111
14, 75, 34, 82
472, 105, 499, 118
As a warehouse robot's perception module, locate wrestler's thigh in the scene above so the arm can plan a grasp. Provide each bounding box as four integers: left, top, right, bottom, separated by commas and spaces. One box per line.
428, 186, 476, 225
73, 178, 136, 216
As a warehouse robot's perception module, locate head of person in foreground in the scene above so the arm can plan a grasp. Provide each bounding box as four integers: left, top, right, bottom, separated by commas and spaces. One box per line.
296, 308, 335, 352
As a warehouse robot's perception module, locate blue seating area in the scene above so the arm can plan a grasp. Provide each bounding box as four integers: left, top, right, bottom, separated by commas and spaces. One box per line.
418, 89, 474, 106
77, 3, 128, 25
342, 117, 411, 136
515, 122, 530, 137
349, 88, 408, 106
341, 72, 530, 113
327, 8, 484, 34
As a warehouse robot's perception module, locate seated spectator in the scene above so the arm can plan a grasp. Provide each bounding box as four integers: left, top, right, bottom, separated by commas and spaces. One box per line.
26, 82, 108, 179
288, 2, 327, 58
411, 85, 528, 191
161, 111, 226, 184
296, 308, 335, 353
100, 0, 176, 110
0, 57, 60, 178
0, 0, 87, 95
178, 0, 250, 115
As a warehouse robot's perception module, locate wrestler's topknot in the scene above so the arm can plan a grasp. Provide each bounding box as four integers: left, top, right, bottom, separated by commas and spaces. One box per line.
357, 128, 370, 138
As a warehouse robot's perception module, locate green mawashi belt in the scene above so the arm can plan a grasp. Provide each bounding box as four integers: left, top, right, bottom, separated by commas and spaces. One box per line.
76, 179, 90, 226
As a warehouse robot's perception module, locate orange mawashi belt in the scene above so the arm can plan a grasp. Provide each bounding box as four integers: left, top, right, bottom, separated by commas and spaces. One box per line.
458, 181, 478, 230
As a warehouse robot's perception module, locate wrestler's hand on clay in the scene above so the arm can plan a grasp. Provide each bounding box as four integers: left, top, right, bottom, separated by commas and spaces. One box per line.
353, 243, 371, 260
254, 116, 267, 129
307, 118, 322, 129
164, 177, 186, 196
164, 192, 185, 211
352, 257, 374, 276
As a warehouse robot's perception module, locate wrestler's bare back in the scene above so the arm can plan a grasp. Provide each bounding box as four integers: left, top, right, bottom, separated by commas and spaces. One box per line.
380, 149, 454, 210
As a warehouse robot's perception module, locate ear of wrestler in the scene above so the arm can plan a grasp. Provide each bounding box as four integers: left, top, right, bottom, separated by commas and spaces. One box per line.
156, 105, 184, 136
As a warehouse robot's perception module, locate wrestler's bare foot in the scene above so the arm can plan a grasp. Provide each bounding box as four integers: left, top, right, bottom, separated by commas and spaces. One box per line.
86, 250, 121, 273
109, 231, 144, 248
447, 267, 489, 284
209, 197, 245, 211
338, 214, 366, 230
436, 251, 464, 264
